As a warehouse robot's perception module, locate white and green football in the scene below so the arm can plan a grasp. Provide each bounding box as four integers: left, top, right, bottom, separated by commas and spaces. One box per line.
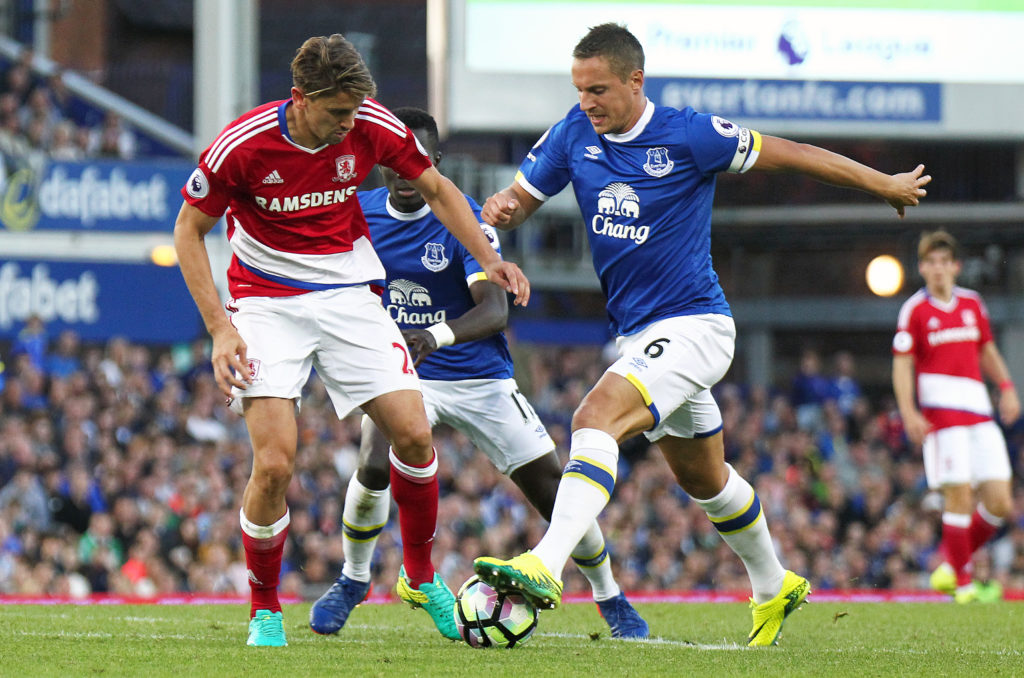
453, 575, 538, 649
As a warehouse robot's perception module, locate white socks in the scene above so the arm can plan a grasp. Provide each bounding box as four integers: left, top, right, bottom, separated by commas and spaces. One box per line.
532, 428, 619, 578
340, 473, 391, 582
570, 520, 621, 601
692, 463, 785, 603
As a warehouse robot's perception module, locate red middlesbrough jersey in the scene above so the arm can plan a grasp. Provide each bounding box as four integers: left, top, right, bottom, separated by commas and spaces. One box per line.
181, 98, 432, 298
892, 286, 995, 430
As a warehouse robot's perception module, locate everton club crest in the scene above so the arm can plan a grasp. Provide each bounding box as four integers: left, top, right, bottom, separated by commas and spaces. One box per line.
421, 243, 449, 272
333, 155, 357, 182
643, 147, 674, 177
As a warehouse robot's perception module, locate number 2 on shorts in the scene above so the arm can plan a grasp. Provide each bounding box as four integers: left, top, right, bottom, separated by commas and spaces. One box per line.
392, 342, 415, 375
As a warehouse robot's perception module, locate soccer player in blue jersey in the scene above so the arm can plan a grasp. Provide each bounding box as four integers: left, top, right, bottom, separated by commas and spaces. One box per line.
309, 107, 649, 640
473, 23, 931, 647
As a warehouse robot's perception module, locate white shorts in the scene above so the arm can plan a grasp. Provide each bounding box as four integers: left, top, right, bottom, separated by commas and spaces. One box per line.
607, 314, 735, 442
922, 420, 1012, 489
421, 378, 554, 475
228, 286, 420, 418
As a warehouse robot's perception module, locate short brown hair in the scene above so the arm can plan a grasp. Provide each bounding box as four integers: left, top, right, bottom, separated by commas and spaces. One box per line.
291, 34, 377, 100
572, 23, 644, 82
918, 229, 959, 260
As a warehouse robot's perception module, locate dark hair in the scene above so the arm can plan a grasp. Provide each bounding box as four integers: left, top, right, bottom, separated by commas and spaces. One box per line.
918, 229, 959, 261
391, 106, 439, 148
572, 23, 645, 82
291, 34, 377, 100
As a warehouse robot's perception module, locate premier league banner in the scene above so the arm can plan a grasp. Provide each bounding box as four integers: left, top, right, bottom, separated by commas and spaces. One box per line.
445, 0, 1024, 138
0, 260, 201, 343
0, 157, 193, 233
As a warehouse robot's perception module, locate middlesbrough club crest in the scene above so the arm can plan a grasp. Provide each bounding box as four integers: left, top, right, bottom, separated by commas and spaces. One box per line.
333, 155, 357, 182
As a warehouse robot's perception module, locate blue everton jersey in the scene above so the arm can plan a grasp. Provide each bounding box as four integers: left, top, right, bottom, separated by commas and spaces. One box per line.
516, 99, 761, 336
360, 187, 514, 381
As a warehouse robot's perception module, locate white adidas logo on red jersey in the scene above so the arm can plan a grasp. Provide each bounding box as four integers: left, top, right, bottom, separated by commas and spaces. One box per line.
262, 169, 284, 184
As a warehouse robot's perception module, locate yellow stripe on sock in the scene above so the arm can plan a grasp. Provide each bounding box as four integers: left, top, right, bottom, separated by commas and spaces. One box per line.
573, 454, 616, 480
710, 491, 756, 525
575, 546, 606, 562
716, 507, 763, 535
563, 472, 612, 501
342, 519, 388, 542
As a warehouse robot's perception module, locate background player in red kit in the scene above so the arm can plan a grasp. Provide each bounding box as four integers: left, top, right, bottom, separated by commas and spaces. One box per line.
892, 229, 1019, 603
173, 34, 528, 646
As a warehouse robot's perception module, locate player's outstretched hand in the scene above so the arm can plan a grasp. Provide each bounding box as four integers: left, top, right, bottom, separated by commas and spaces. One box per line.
402, 328, 437, 367
210, 324, 251, 397
484, 260, 530, 306
481, 194, 519, 227
886, 164, 931, 217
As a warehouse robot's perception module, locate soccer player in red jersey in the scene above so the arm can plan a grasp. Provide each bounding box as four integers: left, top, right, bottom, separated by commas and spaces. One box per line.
173, 34, 528, 646
893, 229, 1019, 603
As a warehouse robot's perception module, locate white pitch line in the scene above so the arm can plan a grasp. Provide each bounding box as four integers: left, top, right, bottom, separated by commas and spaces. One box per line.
14, 630, 193, 641
817, 646, 1024, 657
2, 610, 204, 624
533, 631, 746, 650
13, 626, 1023, 657
337, 624, 746, 649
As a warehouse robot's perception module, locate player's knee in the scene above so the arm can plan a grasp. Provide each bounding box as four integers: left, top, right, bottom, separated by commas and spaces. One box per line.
389, 420, 433, 464
252, 457, 293, 496
571, 383, 649, 440
572, 397, 608, 432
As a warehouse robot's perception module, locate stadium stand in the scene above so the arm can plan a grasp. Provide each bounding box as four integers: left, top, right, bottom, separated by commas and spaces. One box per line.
0, 49, 138, 161
1, 321, 1021, 600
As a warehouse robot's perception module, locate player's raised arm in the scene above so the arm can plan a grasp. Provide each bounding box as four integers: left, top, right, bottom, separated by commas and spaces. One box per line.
481, 182, 543, 231
753, 135, 931, 218
412, 166, 530, 306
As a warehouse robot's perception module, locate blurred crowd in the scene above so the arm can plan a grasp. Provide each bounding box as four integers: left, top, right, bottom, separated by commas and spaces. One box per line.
0, 52, 136, 163
1, 317, 1022, 602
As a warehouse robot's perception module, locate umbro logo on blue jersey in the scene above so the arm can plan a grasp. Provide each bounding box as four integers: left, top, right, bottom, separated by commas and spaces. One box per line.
584, 145, 602, 160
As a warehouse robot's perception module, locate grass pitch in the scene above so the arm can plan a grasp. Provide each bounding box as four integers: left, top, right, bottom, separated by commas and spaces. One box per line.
6, 599, 1023, 677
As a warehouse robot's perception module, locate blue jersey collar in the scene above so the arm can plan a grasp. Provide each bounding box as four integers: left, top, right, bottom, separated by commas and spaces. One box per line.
386, 196, 432, 221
